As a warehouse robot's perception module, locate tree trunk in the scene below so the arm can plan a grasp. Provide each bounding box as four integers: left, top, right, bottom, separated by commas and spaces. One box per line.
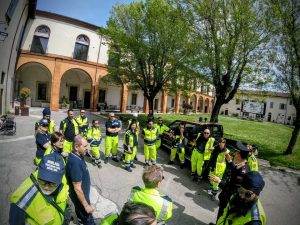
148, 97, 155, 118
210, 97, 224, 123
284, 112, 300, 155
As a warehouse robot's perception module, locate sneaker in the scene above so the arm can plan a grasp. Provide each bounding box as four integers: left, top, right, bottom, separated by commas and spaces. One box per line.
125, 166, 132, 172
168, 161, 174, 165
145, 162, 150, 167
112, 157, 119, 162
130, 163, 136, 168
207, 189, 213, 196
104, 157, 109, 164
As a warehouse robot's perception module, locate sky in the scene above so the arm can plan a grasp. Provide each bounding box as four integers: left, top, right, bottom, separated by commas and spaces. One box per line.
37, 0, 136, 27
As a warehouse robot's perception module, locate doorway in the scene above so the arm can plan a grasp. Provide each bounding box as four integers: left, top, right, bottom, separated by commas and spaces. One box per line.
69, 86, 78, 101
154, 99, 158, 111
267, 112, 272, 122
84, 91, 91, 109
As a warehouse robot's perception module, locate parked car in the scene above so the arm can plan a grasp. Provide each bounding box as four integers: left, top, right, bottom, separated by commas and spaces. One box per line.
161, 120, 224, 161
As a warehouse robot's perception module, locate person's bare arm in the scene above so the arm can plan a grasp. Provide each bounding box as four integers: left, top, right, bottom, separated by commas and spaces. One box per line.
107, 127, 116, 133
73, 182, 94, 214
42, 141, 51, 149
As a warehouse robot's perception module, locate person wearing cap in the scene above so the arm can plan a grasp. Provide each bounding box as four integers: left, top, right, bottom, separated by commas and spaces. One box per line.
154, 117, 169, 149
142, 119, 159, 166
168, 122, 187, 169
77, 109, 89, 138
66, 135, 95, 225
209, 141, 250, 219
34, 118, 51, 165
247, 144, 259, 172
191, 128, 215, 182
104, 112, 122, 164
127, 113, 140, 134
9, 153, 68, 225
127, 165, 173, 224
35, 107, 55, 135
60, 109, 79, 153
87, 119, 102, 167
210, 171, 266, 225
101, 202, 157, 225
123, 121, 139, 172
207, 138, 231, 198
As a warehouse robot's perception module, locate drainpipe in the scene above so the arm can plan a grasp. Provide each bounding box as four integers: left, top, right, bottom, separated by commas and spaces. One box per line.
93, 34, 103, 111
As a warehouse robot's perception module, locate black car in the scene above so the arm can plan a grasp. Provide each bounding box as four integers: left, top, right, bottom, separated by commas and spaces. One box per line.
161, 120, 224, 161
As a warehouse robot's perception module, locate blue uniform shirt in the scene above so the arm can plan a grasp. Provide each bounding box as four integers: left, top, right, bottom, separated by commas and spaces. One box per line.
35, 132, 50, 158
66, 152, 91, 204
105, 119, 121, 136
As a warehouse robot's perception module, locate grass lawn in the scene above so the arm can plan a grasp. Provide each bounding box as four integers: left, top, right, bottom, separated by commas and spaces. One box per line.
116, 113, 300, 170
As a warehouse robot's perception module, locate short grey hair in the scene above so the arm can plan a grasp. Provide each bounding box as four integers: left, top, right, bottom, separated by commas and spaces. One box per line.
73, 134, 84, 149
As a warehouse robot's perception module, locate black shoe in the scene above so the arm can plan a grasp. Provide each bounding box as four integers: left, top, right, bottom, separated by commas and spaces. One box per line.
112, 158, 119, 162
104, 157, 109, 164
130, 164, 136, 168
168, 161, 174, 165
180, 163, 184, 169
125, 166, 132, 172
144, 162, 150, 167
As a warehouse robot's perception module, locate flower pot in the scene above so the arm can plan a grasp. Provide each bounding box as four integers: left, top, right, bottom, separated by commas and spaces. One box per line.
20, 100, 26, 107
21, 107, 29, 116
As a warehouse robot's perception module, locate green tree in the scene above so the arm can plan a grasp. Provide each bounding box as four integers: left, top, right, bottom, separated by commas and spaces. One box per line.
180, 0, 268, 122
101, 0, 191, 115
267, 0, 300, 154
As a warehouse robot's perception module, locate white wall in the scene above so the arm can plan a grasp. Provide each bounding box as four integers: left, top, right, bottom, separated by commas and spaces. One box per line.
0, 0, 29, 114
21, 16, 109, 64
106, 85, 121, 109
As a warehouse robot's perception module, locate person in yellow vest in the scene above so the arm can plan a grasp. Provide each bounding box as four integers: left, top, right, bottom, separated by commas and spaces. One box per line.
9, 153, 68, 225
247, 144, 259, 172
77, 109, 89, 137
34, 119, 51, 165
154, 117, 169, 149
35, 107, 55, 135
191, 128, 215, 182
127, 113, 140, 133
209, 171, 266, 225
207, 138, 231, 198
168, 122, 187, 169
87, 119, 102, 167
124, 121, 139, 172
142, 119, 159, 166
127, 165, 173, 224
101, 202, 157, 225
60, 109, 79, 153
104, 112, 122, 164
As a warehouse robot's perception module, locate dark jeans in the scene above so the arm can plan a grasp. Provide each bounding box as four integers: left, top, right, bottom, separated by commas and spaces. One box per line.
70, 194, 95, 225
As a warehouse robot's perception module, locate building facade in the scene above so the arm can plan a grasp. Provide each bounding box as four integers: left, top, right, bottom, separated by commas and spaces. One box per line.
12, 10, 215, 114
220, 91, 296, 125
0, 0, 37, 115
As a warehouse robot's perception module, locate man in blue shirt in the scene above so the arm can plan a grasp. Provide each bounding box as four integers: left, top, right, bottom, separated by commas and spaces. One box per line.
35, 119, 51, 165
66, 135, 95, 225
104, 112, 122, 164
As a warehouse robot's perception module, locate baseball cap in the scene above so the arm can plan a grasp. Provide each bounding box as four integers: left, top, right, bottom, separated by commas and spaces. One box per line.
38, 154, 65, 185
241, 171, 265, 195
42, 107, 51, 116
235, 141, 249, 152
39, 119, 49, 126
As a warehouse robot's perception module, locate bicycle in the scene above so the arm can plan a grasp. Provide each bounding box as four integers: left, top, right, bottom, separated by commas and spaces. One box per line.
0, 115, 16, 135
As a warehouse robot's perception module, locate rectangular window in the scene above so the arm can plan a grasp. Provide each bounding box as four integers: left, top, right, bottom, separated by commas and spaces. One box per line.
30, 36, 48, 54
1, 72, 5, 84
289, 99, 293, 105
74, 43, 88, 61
270, 102, 274, 109
236, 99, 241, 105
279, 103, 286, 110
171, 99, 175, 107
5, 0, 19, 24
37, 83, 47, 101
98, 90, 106, 103
131, 93, 137, 105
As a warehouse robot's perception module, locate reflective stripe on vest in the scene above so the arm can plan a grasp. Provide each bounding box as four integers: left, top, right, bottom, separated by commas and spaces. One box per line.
158, 198, 169, 221
16, 185, 38, 210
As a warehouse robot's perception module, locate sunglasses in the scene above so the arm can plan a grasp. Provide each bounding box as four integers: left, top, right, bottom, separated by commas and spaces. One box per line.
238, 187, 254, 198
38, 179, 58, 189
80, 112, 85, 113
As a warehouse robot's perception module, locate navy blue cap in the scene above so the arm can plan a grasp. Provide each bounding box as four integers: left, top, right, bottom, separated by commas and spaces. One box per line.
38, 154, 65, 185
43, 107, 51, 116
242, 171, 265, 195
235, 141, 249, 152
39, 119, 49, 126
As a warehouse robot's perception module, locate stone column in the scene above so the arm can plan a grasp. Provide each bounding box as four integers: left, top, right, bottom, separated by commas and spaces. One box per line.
195, 95, 199, 113
161, 90, 168, 114
143, 97, 149, 114
175, 91, 181, 114
50, 59, 62, 111
120, 84, 128, 113
202, 96, 205, 113
91, 82, 99, 112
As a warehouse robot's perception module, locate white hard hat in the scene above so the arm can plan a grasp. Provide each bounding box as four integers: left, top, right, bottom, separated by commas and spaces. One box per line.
133, 113, 138, 117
